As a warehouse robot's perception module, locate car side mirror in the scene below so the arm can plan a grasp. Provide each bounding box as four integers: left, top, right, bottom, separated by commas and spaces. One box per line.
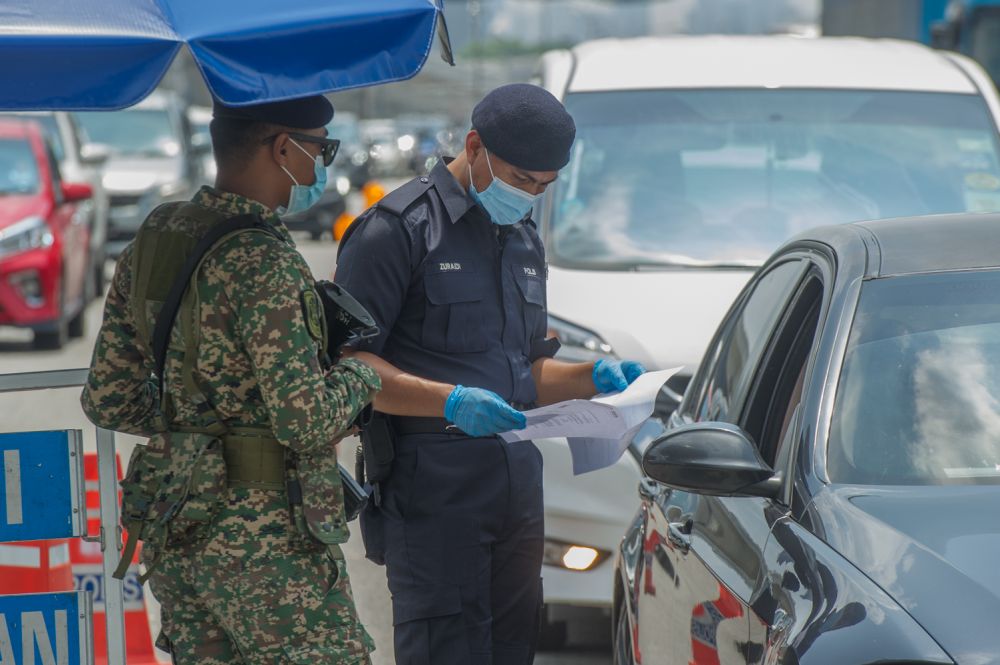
642, 422, 778, 497
79, 142, 111, 166
61, 182, 93, 203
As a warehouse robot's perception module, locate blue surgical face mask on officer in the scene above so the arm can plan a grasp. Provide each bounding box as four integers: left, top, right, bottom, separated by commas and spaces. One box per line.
468, 149, 541, 226
278, 139, 327, 216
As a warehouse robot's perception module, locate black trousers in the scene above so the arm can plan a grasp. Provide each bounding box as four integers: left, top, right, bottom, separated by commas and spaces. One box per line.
361, 434, 544, 665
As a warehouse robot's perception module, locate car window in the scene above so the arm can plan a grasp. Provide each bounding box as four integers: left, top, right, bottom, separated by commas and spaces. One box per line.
693, 259, 807, 423
0, 114, 66, 163
549, 89, 1000, 269
742, 273, 823, 466
829, 269, 1000, 485
0, 139, 40, 195
76, 109, 179, 157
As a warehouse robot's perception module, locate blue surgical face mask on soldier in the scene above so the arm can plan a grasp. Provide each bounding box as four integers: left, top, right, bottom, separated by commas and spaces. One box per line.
278, 139, 327, 216
468, 149, 540, 226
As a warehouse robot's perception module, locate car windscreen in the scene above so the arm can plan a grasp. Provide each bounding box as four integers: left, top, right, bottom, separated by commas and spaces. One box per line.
548, 89, 1000, 269
829, 269, 1000, 485
0, 114, 65, 162
75, 109, 179, 158
0, 139, 40, 195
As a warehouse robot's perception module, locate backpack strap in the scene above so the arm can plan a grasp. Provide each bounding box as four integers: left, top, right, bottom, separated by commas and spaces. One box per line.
152, 213, 282, 398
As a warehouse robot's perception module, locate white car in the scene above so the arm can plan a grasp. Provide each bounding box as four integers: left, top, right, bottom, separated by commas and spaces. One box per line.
75, 91, 209, 256
532, 35, 1000, 648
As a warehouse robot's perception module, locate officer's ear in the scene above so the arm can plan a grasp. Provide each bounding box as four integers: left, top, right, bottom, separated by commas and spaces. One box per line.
271, 132, 292, 167
465, 130, 483, 164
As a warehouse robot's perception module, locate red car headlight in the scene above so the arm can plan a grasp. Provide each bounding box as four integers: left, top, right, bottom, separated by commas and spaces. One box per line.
0, 216, 53, 260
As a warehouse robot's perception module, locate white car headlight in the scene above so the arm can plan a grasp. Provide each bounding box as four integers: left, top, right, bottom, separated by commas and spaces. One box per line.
547, 313, 615, 362
542, 539, 610, 572
0, 216, 53, 260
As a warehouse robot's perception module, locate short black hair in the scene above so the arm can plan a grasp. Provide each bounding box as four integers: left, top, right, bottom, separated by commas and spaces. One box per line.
209, 118, 279, 173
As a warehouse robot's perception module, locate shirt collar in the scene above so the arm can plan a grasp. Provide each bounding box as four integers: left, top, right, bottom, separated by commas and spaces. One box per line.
431, 157, 478, 224
191, 186, 294, 245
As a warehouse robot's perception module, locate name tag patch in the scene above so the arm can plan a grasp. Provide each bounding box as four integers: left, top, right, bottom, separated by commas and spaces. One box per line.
439, 262, 462, 272
522, 266, 538, 277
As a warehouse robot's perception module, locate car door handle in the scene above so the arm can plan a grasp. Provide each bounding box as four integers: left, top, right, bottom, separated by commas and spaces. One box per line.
667, 520, 692, 554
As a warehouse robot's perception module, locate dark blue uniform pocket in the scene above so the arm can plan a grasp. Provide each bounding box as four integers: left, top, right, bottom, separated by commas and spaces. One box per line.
423, 268, 489, 353
514, 267, 546, 352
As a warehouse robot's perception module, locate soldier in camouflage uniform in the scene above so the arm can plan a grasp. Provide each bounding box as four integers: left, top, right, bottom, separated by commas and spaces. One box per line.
81, 96, 378, 664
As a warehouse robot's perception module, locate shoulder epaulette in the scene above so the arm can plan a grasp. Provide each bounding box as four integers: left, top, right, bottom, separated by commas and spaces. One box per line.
376, 176, 434, 217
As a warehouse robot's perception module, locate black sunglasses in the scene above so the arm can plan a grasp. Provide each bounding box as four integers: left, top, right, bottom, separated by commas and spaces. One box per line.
263, 132, 340, 167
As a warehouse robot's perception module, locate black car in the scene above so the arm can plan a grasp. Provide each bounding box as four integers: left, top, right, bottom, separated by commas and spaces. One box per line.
615, 214, 1000, 665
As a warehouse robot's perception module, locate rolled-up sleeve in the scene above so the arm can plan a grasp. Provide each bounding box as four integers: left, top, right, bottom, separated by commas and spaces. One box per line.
219, 234, 380, 454
335, 209, 413, 355
81, 245, 162, 436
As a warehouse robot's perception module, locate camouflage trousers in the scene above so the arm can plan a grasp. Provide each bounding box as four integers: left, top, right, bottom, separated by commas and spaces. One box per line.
142, 487, 374, 664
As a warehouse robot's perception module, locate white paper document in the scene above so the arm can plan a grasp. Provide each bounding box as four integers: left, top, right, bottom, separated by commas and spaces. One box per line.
499, 367, 682, 475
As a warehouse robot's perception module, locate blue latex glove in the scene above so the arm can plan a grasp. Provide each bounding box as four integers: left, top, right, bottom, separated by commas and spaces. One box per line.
593, 359, 647, 393
444, 385, 527, 437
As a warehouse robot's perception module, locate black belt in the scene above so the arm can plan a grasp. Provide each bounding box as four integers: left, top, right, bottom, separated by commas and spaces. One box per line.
391, 416, 464, 436
391, 401, 535, 437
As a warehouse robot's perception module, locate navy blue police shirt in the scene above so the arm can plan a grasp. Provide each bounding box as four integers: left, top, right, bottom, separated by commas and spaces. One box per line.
336, 158, 560, 407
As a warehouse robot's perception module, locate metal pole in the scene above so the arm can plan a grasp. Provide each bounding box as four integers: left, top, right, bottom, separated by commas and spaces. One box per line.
0, 368, 89, 393
96, 426, 127, 665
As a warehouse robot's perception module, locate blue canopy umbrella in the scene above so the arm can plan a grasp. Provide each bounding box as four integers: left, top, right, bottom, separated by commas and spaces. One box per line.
0, 0, 452, 110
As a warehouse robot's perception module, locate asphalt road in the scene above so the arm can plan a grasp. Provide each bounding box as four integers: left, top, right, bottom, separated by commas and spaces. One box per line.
0, 236, 610, 665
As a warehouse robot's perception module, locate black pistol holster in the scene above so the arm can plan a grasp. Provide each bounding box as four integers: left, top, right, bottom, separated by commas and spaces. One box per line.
358, 412, 396, 505
315, 280, 379, 360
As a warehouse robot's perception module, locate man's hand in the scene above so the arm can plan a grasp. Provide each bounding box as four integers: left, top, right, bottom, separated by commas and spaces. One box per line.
445, 385, 527, 437
592, 359, 646, 393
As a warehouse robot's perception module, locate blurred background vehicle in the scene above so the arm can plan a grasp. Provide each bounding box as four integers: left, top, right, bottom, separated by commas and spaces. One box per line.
0, 111, 111, 293
360, 118, 410, 177
823, 0, 1000, 88
531, 33, 1000, 648
396, 113, 453, 173
186, 104, 216, 184
75, 90, 208, 257
0, 119, 95, 349
330, 110, 373, 190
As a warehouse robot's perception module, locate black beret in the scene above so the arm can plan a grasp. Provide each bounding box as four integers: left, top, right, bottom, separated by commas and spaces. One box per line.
472, 83, 576, 172
212, 95, 333, 129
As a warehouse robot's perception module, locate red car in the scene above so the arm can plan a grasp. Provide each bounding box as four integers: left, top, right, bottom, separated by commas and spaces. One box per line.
0, 119, 94, 349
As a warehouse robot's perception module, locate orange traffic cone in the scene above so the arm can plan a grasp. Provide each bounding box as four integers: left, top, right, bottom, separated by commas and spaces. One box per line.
70, 453, 159, 665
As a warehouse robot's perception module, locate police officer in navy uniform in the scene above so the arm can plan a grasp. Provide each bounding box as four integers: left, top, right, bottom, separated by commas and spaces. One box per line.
336, 84, 646, 665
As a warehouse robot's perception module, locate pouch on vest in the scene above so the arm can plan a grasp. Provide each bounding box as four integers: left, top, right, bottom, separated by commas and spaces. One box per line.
115, 431, 227, 580
286, 449, 349, 546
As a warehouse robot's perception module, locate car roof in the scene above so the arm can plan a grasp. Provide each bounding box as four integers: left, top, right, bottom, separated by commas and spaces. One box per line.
0, 118, 41, 140
802, 214, 1000, 277
565, 36, 977, 95
128, 90, 177, 111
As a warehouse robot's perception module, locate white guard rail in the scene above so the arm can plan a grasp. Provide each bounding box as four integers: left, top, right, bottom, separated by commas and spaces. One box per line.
0, 368, 127, 665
